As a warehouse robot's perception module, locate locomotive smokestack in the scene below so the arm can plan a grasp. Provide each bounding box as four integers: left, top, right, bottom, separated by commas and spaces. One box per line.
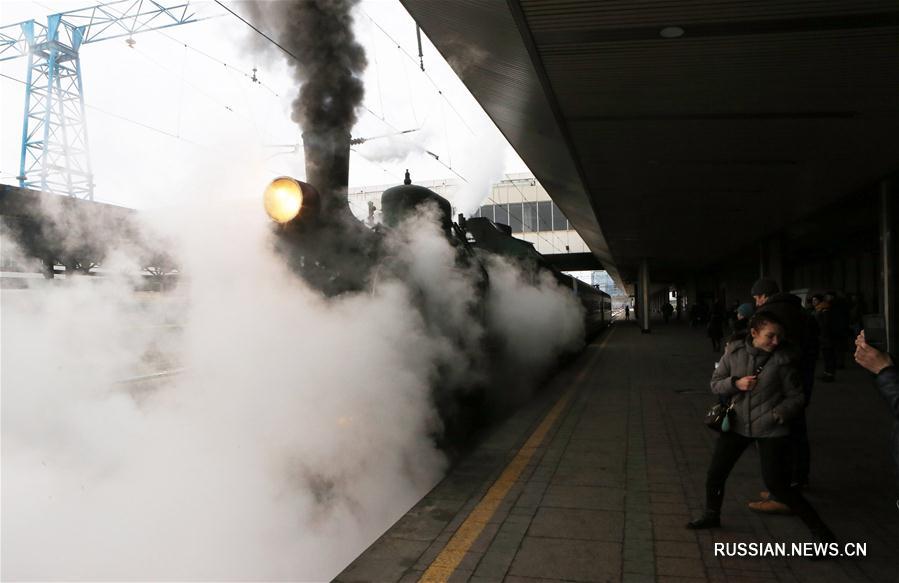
247, 0, 366, 215
302, 129, 351, 215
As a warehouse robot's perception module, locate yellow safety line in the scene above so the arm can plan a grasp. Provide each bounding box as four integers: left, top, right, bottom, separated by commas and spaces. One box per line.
418, 328, 614, 582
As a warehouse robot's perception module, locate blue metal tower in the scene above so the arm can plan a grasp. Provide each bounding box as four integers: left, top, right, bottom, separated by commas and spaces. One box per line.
0, 1, 201, 200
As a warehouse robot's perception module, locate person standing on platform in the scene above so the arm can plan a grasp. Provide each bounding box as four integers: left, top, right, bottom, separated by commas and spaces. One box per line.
624, 305, 630, 321
854, 331, 898, 509
707, 308, 724, 352
724, 302, 755, 352
687, 312, 836, 543
662, 301, 673, 324
812, 293, 837, 383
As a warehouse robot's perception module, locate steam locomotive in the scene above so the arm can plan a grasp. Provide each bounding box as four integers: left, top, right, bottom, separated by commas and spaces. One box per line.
261, 170, 612, 336
261, 132, 610, 447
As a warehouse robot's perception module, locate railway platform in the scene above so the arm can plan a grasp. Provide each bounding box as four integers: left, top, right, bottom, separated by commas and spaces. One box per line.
335, 319, 898, 583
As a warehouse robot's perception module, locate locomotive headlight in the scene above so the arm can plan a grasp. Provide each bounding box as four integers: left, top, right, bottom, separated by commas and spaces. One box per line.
263, 177, 304, 223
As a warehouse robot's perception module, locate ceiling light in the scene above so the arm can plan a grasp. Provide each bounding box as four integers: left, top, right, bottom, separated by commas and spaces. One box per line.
660, 26, 685, 39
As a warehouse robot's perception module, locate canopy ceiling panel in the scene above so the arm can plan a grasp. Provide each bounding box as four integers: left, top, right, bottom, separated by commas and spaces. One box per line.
402, 0, 899, 283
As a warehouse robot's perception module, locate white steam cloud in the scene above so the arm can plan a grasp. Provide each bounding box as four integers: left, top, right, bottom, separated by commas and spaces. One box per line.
450, 117, 507, 216
2, 195, 583, 580
485, 257, 585, 398
354, 125, 438, 166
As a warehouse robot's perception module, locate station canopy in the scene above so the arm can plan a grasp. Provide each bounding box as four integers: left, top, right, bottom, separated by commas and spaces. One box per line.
400, 0, 899, 285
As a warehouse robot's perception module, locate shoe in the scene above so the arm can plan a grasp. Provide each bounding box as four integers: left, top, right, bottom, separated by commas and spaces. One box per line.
686, 512, 721, 529
748, 499, 792, 514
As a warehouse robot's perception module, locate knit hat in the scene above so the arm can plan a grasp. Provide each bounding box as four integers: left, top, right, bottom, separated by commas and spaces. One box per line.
750, 278, 780, 297
737, 302, 755, 319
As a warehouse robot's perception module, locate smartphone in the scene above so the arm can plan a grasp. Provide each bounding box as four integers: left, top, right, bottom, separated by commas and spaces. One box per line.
862, 314, 887, 352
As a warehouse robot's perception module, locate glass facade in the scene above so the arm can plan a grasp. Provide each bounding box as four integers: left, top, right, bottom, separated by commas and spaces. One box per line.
471, 201, 569, 234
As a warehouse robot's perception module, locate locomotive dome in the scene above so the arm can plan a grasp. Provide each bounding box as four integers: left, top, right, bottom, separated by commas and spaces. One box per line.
381, 170, 453, 234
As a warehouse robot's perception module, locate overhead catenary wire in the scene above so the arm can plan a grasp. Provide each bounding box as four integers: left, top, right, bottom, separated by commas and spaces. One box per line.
6, 1, 487, 213
351, 102, 467, 183
2, 4, 292, 174
3, 40, 557, 251
350, 147, 404, 182
357, 10, 556, 235
212, 0, 483, 191
79, 0, 282, 135
95, 0, 281, 97
1, 72, 227, 152
176, 41, 186, 138
212, 0, 412, 155
119, 1, 550, 251
79, 10, 552, 253
212, 1, 391, 128
152, 28, 281, 97
128, 43, 238, 115
365, 18, 387, 121
351, 132, 561, 253
400, 52, 420, 127
360, 9, 474, 135
212, 0, 304, 65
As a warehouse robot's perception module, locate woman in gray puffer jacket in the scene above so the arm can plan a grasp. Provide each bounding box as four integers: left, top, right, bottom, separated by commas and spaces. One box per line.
687, 312, 836, 543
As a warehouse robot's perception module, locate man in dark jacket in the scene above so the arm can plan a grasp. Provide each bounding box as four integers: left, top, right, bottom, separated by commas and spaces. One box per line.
749, 278, 818, 510
661, 301, 674, 324
751, 279, 807, 350
854, 332, 898, 508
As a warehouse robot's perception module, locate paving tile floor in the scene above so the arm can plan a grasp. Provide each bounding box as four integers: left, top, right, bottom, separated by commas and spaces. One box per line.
336, 320, 899, 583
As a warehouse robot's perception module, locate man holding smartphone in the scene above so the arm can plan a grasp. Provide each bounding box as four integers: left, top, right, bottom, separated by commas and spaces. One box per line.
854, 331, 898, 509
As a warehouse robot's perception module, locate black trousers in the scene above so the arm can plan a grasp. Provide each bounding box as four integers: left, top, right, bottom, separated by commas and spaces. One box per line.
789, 363, 815, 485
705, 432, 829, 533
789, 411, 810, 485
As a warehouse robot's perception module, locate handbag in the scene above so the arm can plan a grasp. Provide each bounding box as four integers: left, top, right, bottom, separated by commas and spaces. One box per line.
704, 399, 735, 432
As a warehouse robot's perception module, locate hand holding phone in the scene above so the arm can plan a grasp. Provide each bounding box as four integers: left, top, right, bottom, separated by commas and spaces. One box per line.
862, 315, 887, 351
736, 375, 758, 391
855, 330, 894, 374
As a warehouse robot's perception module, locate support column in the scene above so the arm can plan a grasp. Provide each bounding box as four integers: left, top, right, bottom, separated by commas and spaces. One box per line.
640, 259, 651, 334
879, 179, 895, 353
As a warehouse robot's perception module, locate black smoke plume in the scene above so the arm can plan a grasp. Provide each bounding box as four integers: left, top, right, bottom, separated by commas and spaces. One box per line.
248, 0, 366, 197
249, 0, 366, 132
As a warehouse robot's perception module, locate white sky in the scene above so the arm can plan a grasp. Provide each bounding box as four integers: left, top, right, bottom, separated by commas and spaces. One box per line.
0, 0, 529, 209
